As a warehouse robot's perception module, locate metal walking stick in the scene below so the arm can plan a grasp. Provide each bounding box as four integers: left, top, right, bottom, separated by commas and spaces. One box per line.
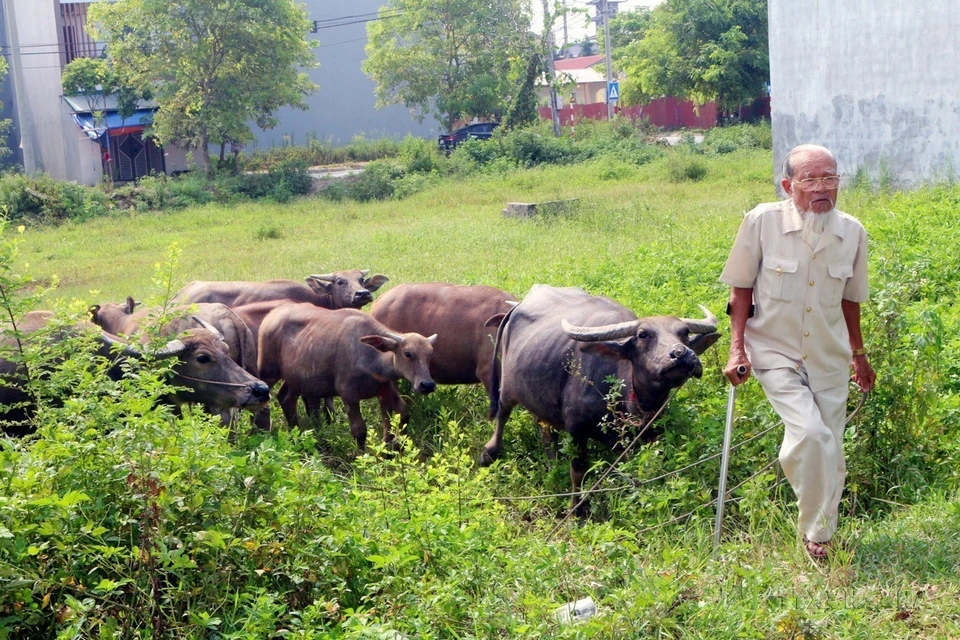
714, 365, 747, 547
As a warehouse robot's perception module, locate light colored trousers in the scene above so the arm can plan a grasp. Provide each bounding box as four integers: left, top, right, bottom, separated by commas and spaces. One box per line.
754, 366, 849, 543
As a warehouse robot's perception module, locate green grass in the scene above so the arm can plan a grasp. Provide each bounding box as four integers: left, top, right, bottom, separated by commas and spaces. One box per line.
7, 148, 960, 637
18, 149, 773, 312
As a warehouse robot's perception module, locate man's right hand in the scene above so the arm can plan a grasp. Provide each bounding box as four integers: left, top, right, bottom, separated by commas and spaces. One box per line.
724, 352, 752, 386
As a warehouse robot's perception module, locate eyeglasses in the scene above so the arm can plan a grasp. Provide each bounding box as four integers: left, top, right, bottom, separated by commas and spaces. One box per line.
792, 175, 841, 191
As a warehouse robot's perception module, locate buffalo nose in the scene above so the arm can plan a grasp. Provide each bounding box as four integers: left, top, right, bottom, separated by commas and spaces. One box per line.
354, 289, 372, 303
250, 381, 270, 400
417, 380, 436, 394
669, 344, 690, 360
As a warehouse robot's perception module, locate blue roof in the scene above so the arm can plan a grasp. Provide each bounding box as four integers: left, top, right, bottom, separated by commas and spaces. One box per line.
72, 108, 156, 141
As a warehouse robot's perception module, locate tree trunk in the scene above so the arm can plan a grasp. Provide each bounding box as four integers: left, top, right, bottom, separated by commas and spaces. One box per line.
219, 141, 226, 163
200, 131, 212, 179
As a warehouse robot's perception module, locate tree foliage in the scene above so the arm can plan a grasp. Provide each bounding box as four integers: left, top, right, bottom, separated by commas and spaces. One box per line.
363, 0, 533, 131
616, 0, 768, 114
87, 0, 317, 176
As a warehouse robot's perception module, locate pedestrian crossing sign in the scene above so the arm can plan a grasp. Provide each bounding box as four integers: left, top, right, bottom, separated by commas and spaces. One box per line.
607, 81, 620, 103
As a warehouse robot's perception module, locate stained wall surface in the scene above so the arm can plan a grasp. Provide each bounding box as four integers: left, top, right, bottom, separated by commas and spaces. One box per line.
769, 2, 960, 187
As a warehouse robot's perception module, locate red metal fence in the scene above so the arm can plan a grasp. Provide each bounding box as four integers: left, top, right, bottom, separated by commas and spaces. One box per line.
540, 97, 718, 129
539, 96, 771, 130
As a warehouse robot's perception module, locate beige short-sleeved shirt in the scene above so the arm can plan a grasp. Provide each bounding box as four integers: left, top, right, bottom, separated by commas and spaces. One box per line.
720, 200, 869, 392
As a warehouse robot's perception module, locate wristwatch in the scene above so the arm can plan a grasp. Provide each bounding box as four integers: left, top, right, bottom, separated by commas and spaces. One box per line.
851, 347, 867, 357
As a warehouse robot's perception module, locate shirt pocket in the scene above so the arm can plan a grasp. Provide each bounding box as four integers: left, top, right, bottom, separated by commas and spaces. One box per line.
822, 263, 853, 307
761, 254, 800, 302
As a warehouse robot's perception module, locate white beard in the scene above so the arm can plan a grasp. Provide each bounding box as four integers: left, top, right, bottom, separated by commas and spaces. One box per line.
794, 202, 835, 249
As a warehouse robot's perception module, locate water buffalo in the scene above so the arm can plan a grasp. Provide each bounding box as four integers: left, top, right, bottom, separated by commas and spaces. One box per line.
0, 311, 270, 436
88, 297, 258, 377
369, 283, 517, 393
482, 285, 720, 514
173, 269, 389, 309
257, 305, 437, 450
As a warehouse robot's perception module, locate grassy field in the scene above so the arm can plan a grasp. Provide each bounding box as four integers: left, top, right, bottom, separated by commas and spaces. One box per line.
5, 148, 960, 638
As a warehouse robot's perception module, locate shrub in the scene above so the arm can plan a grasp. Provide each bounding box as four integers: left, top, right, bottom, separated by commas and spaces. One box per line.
0, 172, 109, 223
702, 122, 773, 154
667, 152, 708, 182
347, 160, 405, 202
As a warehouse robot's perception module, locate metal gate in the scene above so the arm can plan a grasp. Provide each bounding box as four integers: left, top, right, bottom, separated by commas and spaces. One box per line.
106, 132, 165, 182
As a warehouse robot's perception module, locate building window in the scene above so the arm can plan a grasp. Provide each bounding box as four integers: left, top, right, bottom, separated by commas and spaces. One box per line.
61, 2, 99, 63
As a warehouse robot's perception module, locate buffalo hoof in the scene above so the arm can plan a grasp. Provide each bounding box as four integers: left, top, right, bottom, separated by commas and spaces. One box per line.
571, 499, 591, 522
479, 448, 499, 467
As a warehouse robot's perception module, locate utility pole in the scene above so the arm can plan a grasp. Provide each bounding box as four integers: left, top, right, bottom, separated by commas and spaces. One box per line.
541, 0, 560, 137
601, 0, 614, 120
562, 1, 568, 51
588, 0, 620, 120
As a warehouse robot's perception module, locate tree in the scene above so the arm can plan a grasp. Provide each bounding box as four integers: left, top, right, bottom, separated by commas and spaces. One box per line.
88, 0, 317, 177
363, 0, 532, 132
597, 7, 651, 62
616, 0, 768, 115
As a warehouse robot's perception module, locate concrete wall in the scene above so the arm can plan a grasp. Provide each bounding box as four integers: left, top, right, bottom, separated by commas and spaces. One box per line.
249, 0, 436, 150
769, 1, 960, 187
4, 0, 85, 181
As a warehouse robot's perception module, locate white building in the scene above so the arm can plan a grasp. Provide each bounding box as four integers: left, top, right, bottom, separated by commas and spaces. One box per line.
769, 1, 960, 186
1, 0, 188, 184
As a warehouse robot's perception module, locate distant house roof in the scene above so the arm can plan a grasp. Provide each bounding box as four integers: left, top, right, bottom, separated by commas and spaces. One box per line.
554, 55, 605, 71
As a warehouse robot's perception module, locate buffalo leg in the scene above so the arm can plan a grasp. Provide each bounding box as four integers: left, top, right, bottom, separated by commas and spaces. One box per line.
303, 396, 336, 423
278, 383, 299, 428
253, 405, 271, 432
377, 383, 407, 448
569, 438, 591, 520
539, 421, 559, 461
480, 402, 515, 466
344, 400, 368, 452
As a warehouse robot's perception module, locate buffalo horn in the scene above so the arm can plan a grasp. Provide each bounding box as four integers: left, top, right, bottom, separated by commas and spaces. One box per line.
101, 332, 143, 357
309, 273, 335, 282
561, 318, 639, 342
191, 315, 225, 342
383, 330, 406, 343
679, 304, 719, 334
155, 339, 187, 359
360, 269, 370, 277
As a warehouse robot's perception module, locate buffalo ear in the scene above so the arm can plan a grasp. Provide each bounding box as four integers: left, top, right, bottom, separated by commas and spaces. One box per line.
689, 331, 721, 355
577, 339, 634, 360
483, 312, 506, 328
125, 297, 139, 314
304, 276, 333, 295
360, 335, 398, 353
88, 304, 101, 323
363, 274, 389, 292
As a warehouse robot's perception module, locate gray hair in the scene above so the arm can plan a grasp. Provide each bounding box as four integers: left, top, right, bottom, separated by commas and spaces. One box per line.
781, 144, 837, 179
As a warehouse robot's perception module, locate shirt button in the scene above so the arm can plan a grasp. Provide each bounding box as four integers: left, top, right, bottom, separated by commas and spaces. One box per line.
806, 306, 812, 312
776, 267, 782, 274
812, 254, 817, 260
804, 331, 810, 337
809, 280, 815, 286
802, 354, 808, 360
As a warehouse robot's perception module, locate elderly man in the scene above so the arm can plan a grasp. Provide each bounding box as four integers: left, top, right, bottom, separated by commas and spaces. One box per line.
720, 144, 876, 560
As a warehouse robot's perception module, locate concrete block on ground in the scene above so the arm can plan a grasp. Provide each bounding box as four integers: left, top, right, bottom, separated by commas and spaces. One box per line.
503, 199, 580, 219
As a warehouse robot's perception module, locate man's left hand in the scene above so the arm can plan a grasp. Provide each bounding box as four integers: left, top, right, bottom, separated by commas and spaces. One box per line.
851, 356, 876, 393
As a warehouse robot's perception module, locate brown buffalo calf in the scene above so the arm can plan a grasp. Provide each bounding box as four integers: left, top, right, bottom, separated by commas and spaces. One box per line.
174, 269, 389, 309
257, 305, 437, 450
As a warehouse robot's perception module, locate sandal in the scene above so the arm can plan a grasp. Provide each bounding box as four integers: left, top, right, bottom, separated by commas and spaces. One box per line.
803, 536, 831, 560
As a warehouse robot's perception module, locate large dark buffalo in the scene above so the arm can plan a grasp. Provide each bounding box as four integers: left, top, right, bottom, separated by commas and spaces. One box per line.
257, 305, 437, 450
173, 269, 389, 309
482, 285, 720, 514
0, 311, 270, 436
369, 283, 517, 393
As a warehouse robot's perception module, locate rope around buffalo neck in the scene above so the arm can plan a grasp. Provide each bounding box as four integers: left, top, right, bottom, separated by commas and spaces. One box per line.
172, 372, 257, 388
